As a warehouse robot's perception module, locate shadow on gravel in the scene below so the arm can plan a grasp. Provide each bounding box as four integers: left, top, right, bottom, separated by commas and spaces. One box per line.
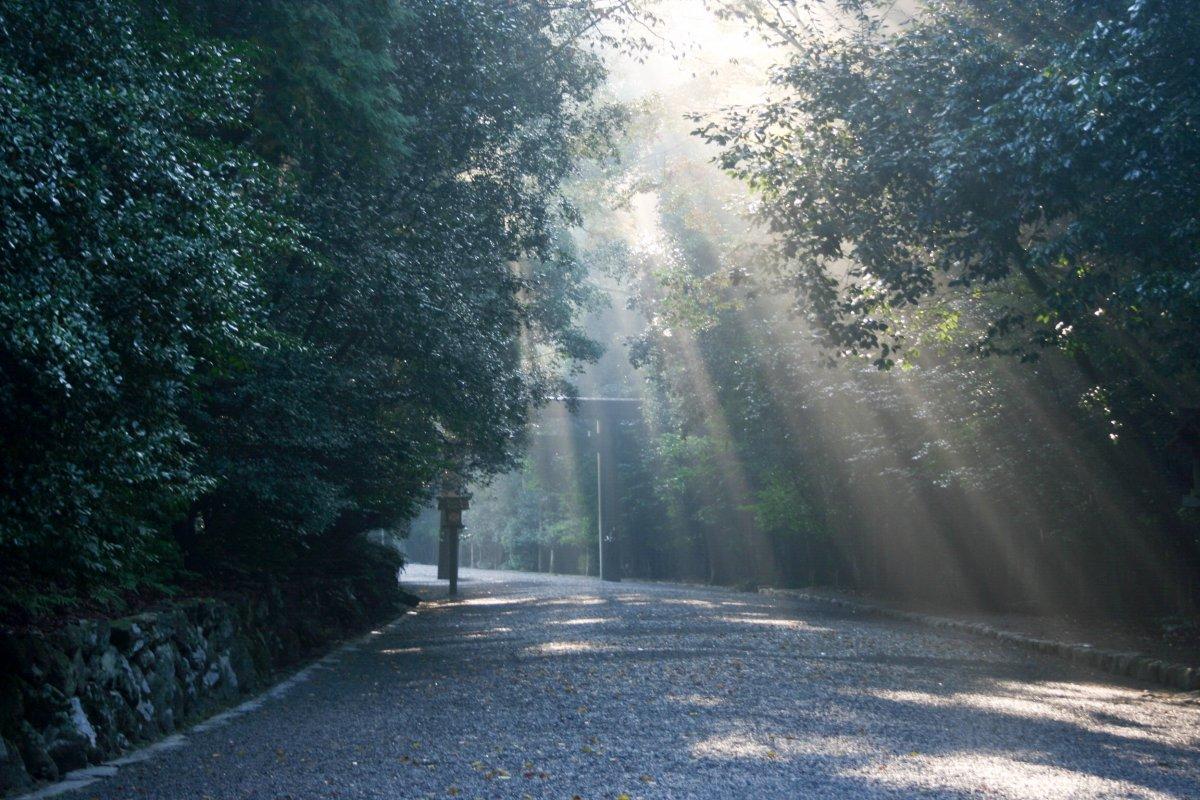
381, 572, 1199, 798
821, 692, 1200, 796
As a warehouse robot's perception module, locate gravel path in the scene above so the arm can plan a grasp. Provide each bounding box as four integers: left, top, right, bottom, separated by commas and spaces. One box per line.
60, 565, 1200, 799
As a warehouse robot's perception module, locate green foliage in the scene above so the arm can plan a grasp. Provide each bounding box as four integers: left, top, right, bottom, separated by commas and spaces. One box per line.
0, 0, 651, 617
0, 0, 274, 604
689, 0, 1200, 597
701, 0, 1200, 412
466, 449, 595, 572
745, 473, 820, 545
654, 433, 725, 527
602, 70, 1191, 604
181, 0, 624, 572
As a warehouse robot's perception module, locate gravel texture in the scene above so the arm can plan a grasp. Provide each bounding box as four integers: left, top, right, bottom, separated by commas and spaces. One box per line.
762, 587, 1200, 684
54, 565, 1200, 799
761, 588, 1200, 691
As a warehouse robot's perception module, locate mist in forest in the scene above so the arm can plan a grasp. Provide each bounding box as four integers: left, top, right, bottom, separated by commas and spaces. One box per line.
4, 2, 1200, 795
8, 0, 1193, 629
437, 0, 1200, 616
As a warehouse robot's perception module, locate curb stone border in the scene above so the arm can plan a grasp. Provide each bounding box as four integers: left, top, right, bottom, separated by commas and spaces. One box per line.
760, 587, 1200, 692
9, 611, 415, 800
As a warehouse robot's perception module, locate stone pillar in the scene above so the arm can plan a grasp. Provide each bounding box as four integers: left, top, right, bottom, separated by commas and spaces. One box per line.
437, 478, 470, 596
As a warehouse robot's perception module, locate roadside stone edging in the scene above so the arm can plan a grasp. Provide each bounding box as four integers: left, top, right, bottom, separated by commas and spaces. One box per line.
0, 567, 415, 797
6, 610, 414, 800
760, 587, 1200, 692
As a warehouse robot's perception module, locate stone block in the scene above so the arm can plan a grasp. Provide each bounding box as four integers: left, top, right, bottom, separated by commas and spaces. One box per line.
0, 737, 31, 795
43, 698, 97, 773
12, 722, 56, 782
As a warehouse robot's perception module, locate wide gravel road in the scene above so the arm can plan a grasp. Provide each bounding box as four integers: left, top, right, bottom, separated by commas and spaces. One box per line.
60, 565, 1200, 799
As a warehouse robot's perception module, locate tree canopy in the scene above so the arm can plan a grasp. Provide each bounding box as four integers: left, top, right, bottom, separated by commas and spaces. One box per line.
468, 0, 1200, 610
698, 0, 1200, 450
4, 0, 1199, 621
0, 0, 653, 617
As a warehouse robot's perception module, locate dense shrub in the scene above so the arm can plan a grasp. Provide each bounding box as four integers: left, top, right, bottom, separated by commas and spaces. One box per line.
0, 0, 646, 619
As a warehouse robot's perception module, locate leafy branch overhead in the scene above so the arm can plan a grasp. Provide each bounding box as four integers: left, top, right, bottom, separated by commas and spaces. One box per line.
698, 0, 1200, 401
0, 0, 660, 615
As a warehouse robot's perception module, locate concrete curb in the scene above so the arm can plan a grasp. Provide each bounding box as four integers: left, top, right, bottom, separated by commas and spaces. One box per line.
760, 587, 1200, 692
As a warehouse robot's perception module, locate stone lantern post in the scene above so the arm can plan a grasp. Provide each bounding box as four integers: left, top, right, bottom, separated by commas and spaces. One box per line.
436, 473, 470, 596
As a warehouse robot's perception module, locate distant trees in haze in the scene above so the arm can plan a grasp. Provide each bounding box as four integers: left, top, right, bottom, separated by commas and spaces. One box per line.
699, 0, 1200, 514
615, 0, 1200, 609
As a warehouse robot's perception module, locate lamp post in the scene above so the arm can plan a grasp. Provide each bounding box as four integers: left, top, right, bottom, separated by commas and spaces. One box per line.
541, 396, 642, 582
1179, 409, 1200, 512
591, 408, 621, 582
437, 473, 470, 596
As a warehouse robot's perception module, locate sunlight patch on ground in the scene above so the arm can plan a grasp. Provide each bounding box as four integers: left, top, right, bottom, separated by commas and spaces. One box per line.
691, 734, 778, 760
691, 732, 870, 761
864, 687, 1172, 744
665, 693, 725, 708
994, 679, 1145, 705
379, 646, 423, 655
716, 615, 831, 632
458, 595, 538, 607
843, 753, 1179, 800
657, 598, 718, 608
537, 596, 607, 607
527, 641, 617, 655
550, 617, 616, 626
460, 627, 513, 639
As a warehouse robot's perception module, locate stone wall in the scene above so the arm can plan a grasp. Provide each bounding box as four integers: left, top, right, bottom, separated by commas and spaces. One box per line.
0, 569, 415, 795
